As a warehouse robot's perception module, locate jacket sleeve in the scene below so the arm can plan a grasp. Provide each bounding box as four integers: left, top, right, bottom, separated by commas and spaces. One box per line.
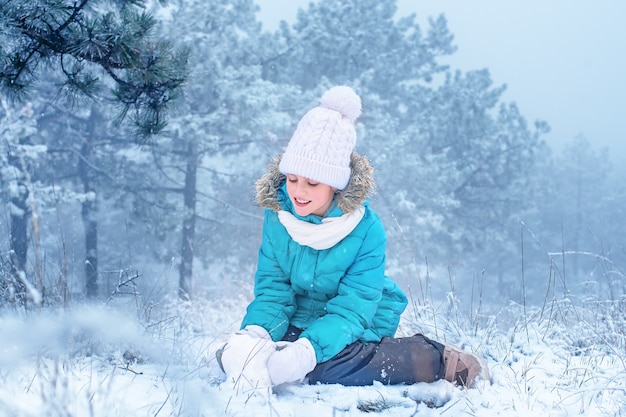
300, 216, 387, 362
241, 210, 295, 341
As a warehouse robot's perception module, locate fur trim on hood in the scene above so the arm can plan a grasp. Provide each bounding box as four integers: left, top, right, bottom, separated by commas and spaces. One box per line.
255, 152, 375, 214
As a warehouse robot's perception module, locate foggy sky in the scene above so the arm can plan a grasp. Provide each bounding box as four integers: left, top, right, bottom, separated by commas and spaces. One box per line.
255, 0, 626, 162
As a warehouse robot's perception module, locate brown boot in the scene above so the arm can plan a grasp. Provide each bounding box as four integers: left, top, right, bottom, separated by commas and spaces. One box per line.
443, 345, 490, 388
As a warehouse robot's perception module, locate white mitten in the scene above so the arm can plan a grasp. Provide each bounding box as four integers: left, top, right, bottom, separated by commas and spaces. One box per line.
241, 325, 271, 339
267, 338, 317, 385
220, 326, 275, 392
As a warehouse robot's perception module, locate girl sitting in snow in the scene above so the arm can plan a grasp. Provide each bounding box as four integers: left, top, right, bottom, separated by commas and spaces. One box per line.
218, 86, 489, 391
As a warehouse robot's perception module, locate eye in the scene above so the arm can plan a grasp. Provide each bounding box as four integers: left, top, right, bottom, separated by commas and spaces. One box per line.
287, 175, 298, 183
307, 181, 319, 187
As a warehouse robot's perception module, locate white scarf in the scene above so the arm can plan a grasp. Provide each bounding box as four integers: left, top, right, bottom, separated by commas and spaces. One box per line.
277, 206, 366, 250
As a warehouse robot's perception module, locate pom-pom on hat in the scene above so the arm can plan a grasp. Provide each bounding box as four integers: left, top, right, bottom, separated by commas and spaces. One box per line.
279, 86, 362, 190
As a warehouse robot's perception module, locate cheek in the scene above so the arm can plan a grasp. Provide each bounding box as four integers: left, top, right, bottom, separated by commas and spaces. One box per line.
314, 188, 334, 204
285, 181, 296, 197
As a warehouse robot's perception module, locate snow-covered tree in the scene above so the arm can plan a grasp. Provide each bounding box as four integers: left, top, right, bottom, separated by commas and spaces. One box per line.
262, 0, 453, 91
254, 0, 547, 292
0, 0, 189, 302
530, 135, 619, 296
423, 70, 548, 266
126, 0, 299, 299
35, 98, 128, 299
0, 99, 44, 307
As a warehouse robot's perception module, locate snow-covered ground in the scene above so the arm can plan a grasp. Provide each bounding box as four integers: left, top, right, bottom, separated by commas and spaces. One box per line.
1, 292, 624, 416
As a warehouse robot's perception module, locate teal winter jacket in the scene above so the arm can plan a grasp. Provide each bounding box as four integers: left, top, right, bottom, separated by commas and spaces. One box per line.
241, 153, 408, 363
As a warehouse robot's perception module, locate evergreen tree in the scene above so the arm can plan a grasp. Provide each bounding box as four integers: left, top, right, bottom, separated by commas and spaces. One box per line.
0, 0, 188, 137
258, 0, 547, 294
533, 135, 616, 293
35, 97, 125, 300
133, 0, 297, 299
0, 0, 188, 304
427, 70, 548, 254
0, 99, 43, 306
258, 0, 457, 275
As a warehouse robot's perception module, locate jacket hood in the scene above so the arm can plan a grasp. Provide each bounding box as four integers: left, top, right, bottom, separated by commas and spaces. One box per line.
255, 152, 375, 214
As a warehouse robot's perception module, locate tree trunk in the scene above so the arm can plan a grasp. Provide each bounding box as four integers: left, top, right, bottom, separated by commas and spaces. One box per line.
8, 153, 29, 304
80, 109, 100, 298
179, 141, 198, 300
573, 158, 582, 279
82, 191, 98, 298
2, 99, 40, 306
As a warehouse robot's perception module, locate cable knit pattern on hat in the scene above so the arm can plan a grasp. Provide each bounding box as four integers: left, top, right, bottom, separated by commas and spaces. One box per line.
279, 86, 362, 190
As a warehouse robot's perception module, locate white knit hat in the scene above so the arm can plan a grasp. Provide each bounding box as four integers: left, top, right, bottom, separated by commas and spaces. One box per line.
279, 86, 362, 190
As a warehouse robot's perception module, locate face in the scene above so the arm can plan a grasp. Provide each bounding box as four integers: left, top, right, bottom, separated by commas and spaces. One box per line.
285, 174, 336, 217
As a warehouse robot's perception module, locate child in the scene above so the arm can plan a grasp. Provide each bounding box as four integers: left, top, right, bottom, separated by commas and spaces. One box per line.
218, 86, 489, 391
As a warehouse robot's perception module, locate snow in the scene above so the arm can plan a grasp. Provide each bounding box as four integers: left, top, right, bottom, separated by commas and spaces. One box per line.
0, 295, 624, 416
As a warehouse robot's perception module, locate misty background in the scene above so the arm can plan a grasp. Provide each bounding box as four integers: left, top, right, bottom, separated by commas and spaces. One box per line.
2, 0, 624, 311
259, 0, 626, 159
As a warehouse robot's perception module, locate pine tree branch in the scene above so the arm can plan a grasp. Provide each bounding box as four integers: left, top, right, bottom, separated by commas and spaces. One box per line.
0, 0, 188, 138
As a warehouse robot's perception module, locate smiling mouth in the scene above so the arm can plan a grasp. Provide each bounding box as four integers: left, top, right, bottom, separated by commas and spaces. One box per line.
294, 198, 310, 207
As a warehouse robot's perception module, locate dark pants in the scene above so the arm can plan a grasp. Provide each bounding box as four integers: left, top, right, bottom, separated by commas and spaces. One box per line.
281, 326, 446, 386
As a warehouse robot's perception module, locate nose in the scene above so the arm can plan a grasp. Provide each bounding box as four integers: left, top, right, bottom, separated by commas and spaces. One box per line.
294, 180, 307, 195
